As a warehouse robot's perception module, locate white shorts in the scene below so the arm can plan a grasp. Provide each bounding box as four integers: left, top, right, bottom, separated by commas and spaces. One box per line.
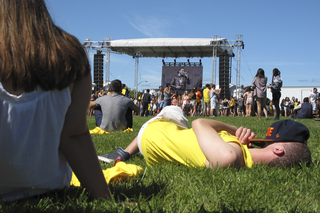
312, 102, 316, 111
137, 106, 189, 155
210, 100, 217, 109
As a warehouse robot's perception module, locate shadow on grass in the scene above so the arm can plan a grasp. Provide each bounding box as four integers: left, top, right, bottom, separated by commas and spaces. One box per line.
110, 180, 167, 202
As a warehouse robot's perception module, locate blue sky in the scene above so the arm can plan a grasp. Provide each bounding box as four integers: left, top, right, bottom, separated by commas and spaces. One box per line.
46, 0, 320, 91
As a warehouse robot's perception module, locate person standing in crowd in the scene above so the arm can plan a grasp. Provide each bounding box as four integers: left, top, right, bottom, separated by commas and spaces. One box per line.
238, 95, 245, 117
157, 86, 164, 113
194, 87, 202, 116
268, 68, 282, 120
229, 96, 235, 117
0, 0, 110, 201
203, 84, 211, 117
189, 89, 197, 117
244, 87, 253, 117
210, 84, 221, 117
284, 97, 290, 117
142, 89, 152, 117
316, 99, 320, 117
121, 83, 130, 98
182, 90, 191, 116
252, 68, 269, 120
309, 87, 319, 115
163, 83, 171, 108
98, 88, 105, 97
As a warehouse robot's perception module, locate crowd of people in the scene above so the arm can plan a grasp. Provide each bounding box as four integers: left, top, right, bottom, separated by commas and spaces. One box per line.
89, 79, 320, 123
95, 68, 317, 121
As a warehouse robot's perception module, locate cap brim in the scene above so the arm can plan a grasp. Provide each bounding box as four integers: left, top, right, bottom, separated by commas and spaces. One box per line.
249, 139, 306, 144
249, 139, 278, 142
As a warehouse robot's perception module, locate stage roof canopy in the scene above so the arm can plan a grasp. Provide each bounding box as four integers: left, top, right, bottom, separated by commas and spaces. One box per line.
84, 38, 234, 58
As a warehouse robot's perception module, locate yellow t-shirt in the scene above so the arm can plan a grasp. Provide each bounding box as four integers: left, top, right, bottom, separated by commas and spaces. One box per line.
141, 120, 254, 168
122, 88, 126, 96
203, 88, 210, 103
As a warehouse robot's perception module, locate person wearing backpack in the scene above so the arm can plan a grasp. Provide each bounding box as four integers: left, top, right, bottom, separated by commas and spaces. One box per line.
268, 68, 282, 120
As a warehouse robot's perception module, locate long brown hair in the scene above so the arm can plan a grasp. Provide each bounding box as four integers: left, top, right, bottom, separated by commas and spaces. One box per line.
0, 0, 90, 92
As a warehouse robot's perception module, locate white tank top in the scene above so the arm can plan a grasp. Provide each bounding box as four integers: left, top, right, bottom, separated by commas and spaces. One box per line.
0, 82, 72, 201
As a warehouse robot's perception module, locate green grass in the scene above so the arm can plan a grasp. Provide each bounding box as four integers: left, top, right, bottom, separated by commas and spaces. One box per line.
1, 116, 320, 212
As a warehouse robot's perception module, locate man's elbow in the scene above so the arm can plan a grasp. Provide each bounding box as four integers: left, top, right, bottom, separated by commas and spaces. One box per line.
191, 119, 204, 127
89, 101, 97, 109
213, 152, 238, 169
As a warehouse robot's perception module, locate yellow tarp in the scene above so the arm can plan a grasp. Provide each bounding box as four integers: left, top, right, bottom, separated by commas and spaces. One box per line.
89, 127, 133, 134
70, 162, 143, 186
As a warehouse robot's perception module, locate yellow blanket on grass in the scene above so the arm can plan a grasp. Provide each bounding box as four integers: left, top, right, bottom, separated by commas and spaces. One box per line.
70, 162, 143, 186
89, 127, 133, 134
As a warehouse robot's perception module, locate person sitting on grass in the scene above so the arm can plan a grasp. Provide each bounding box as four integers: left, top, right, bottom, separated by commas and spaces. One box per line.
99, 106, 311, 169
296, 97, 313, 119
0, 0, 110, 201
89, 79, 140, 132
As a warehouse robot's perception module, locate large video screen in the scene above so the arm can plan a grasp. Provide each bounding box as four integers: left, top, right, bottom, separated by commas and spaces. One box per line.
161, 66, 203, 91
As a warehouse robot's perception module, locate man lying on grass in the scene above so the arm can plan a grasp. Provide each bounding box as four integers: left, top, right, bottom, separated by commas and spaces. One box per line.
99, 106, 311, 169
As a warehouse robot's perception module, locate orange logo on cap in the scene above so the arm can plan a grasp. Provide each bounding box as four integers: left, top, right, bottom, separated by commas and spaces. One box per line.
266, 127, 274, 137
276, 134, 280, 138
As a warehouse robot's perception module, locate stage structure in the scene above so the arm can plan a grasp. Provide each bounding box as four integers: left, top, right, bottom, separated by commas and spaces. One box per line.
83, 36, 244, 99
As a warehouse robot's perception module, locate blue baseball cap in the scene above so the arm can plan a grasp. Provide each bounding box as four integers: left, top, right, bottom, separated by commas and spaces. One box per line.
250, 120, 310, 144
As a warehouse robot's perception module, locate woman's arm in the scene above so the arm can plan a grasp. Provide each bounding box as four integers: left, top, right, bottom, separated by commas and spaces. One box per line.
59, 74, 110, 200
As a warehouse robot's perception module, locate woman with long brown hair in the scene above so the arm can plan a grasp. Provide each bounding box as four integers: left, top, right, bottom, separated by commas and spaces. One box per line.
0, 0, 109, 201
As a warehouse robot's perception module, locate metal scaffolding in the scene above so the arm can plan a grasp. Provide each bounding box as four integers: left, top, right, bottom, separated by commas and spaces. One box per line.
211, 35, 221, 86
134, 52, 142, 99
83, 39, 111, 86
235, 35, 244, 97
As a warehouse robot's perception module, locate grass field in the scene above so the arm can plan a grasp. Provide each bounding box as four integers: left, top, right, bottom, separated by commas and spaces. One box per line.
1, 115, 320, 212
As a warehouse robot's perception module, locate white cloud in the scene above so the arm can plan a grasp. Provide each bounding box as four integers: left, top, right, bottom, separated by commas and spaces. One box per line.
127, 14, 171, 38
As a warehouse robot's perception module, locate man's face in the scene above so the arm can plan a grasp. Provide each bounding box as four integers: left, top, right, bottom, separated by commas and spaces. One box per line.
159, 86, 162, 91
314, 88, 317, 93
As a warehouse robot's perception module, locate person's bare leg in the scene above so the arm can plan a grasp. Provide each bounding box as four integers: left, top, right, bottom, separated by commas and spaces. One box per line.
257, 101, 262, 120
124, 136, 140, 155
263, 108, 268, 119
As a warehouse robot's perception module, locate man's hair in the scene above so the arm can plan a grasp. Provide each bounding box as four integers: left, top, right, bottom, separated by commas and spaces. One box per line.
110, 80, 122, 93
146, 89, 150, 93
206, 84, 210, 88
303, 97, 309, 103
0, 0, 90, 92
270, 143, 311, 168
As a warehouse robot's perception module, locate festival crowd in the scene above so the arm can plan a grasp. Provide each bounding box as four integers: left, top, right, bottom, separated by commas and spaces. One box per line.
90, 83, 320, 121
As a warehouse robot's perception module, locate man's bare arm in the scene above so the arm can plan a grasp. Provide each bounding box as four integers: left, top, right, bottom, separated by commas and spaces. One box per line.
89, 101, 98, 109
130, 104, 140, 114
192, 119, 243, 169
